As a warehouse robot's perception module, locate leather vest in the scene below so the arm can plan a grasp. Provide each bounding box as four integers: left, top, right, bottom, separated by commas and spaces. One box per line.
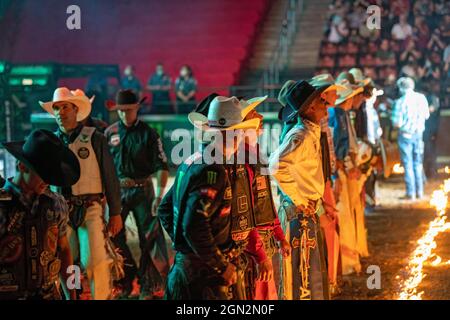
69, 126, 103, 196
229, 165, 255, 243
0, 191, 61, 299
252, 164, 277, 227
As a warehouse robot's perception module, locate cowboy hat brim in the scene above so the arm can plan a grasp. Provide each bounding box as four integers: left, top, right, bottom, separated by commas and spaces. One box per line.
1, 141, 80, 187
335, 85, 363, 105
188, 112, 261, 132
39, 96, 92, 122
105, 97, 147, 111
240, 95, 268, 119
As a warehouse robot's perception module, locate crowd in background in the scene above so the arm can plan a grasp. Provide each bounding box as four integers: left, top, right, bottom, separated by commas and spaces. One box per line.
118, 64, 198, 115
317, 0, 449, 179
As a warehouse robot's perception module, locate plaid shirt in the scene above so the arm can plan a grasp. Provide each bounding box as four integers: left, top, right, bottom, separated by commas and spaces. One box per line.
392, 89, 430, 135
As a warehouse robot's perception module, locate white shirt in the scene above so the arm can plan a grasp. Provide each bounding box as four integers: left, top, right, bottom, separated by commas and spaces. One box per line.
269, 119, 324, 208
391, 23, 413, 40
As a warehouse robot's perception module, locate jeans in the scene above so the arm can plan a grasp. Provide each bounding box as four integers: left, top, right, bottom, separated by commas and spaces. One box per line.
398, 132, 425, 199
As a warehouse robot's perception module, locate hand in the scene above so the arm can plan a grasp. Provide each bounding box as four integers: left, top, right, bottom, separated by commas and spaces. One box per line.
348, 167, 361, 180
108, 215, 123, 237
257, 259, 273, 282
152, 196, 162, 216
221, 263, 237, 286
280, 239, 291, 258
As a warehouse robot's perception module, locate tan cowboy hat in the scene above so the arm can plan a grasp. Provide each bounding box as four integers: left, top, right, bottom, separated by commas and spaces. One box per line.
188, 95, 267, 131
349, 68, 372, 87
39, 87, 92, 121
334, 72, 364, 105
309, 73, 346, 93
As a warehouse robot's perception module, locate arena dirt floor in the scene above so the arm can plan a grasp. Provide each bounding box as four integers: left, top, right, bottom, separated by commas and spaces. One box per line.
124, 175, 450, 300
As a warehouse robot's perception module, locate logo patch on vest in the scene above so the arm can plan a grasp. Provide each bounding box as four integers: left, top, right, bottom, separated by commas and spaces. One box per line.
237, 195, 249, 213
80, 134, 90, 143
207, 171, 217, 184
219, 206, 231, 217
224, 187, 232, 200
258, 191, 268, 199
256, 176, 267, 190
77, 147, 90, 159
238, 216, 249, 230
110, 134, 120, 147
200, 188, 217, 200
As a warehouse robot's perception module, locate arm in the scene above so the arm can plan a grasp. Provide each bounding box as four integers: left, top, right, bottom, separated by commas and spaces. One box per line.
92, 132, 123, 235
182, 166, 230, 275
269, 129, 309, 208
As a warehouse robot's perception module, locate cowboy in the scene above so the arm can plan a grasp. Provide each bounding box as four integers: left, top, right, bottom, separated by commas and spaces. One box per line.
0, 129, 80, 300
269, 79, 340, 300
39, 87, 123, 299
328, 73, 367, 276
104, 89, 170, 299
392, 77, 429, 200
159, 95, 265, 299
241, 108, 291, 300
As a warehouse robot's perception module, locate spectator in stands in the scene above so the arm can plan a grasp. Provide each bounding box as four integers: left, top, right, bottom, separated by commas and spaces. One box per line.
413, 16, 430, 50
413, 0, 433, 17
347, 4, 366, 30
147, 63, 172, 114
328, 15, 349, 44
121, 65, 142, 96
376, 39, 396, 67
422, 51, 442, 82
391, 0, 410, 17
427, 27, 446, 52
322, 41, 338, 55
399, 38, 422, 66
338, 54, 356, 68
175, 65, 197, 114
320, 55, 335, 68
391, 14, 413, 41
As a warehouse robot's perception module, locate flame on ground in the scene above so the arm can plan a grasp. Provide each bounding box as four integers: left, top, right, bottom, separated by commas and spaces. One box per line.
393, 163, 405, 174
397, 179, 450, 300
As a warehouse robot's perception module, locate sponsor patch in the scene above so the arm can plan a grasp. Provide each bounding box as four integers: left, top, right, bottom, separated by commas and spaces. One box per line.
237, 195, 249, 213
232, 231, 250, 242
80, 134, 90, 143
200, 188, 217, 200
207, 171, 217, 184
224, 187, 232, 200
257, 191, 268, 199
219, 206, 231, 217
238, 216, 249, 230
256, 176, 267, 190
110, 134, 120, 147
77, 147, 90, 159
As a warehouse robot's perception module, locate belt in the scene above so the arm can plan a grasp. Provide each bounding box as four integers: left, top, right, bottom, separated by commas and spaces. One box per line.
67, 194, 103, 207
120, 177, 152, 188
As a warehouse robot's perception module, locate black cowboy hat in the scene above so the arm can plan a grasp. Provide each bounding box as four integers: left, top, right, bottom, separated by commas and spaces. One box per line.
279, 80, 322, 122
105, 89, 147, 111
1, 129, 80, 187
192, 92, 219, 116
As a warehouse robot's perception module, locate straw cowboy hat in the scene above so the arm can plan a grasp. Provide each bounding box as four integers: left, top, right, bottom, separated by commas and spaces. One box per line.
1, 129, 80, 187
349, 68, 372, 87
188, 95, 267, 131
105, 89, 147, 111
334, 72, 364, 105
39, 87, 92, 121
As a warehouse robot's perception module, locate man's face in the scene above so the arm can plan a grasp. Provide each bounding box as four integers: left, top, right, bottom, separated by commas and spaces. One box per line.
52, 101, 78, 131
156, 65, 164, 75
19, 162, 48, 196
302, 94, 330, 123
117, 107, 139, 126
338, 97, 353, 111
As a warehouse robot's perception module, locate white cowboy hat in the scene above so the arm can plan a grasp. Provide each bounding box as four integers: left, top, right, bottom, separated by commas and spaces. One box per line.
349, 68, 372, 87
39, 87, 92, 121
188, 95, 267, 131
